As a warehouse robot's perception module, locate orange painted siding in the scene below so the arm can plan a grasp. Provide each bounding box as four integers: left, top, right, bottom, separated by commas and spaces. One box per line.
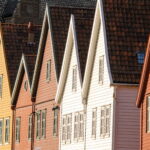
0, 32, 12, 150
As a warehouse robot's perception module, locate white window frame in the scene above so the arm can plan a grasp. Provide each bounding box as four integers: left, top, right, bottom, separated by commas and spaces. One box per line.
74, 112, 78, 141
53, 108, 59, 136
78, 111, 84, 141
100, 105, 111, 138
99, 56, 104, 84
28, 115, 32, 140
66, 114, 72, 143
62, 115, 67, 144
5, 118, 10, 144
0, 119, 3, 145
36, 111, 41, 139
15, 117, 21, 143
41, 109, 46, 139
46, 60, 51, 81
91, 108, 97, 139
72, 65, 77, 91
147, 96, 150, 132
62, 114, 72, 144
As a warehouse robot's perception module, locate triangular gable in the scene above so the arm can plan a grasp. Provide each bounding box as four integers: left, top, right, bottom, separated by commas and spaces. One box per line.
31, 5, 57, 97
55, 15, 82, 104
136, 36, 150, 107
11, 54, 34, 106
82, 0, 112, 103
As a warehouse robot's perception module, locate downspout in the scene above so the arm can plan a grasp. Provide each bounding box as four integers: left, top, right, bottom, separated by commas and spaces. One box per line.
112, 86, 117, 150
83, 98, 87, 150
31, 98, 36, 150
11, 106, 16, 150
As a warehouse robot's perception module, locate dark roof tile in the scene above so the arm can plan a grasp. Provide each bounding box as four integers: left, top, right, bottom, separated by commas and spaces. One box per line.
49, 6, 95, 79
1, 23, 41, 91
102, 0, 150, 84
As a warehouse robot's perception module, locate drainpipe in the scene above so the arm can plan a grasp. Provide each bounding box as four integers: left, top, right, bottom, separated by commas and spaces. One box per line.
112, 86, 117, 150
83, 98, 87, 150
31, 98, 36, 150
11, 106, 16, 150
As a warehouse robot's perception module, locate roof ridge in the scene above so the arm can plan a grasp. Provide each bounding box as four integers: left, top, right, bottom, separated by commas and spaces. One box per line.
0, 23, 42, 27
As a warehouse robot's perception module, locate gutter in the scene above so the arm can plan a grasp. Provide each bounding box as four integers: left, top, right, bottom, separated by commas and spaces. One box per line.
111, 83, 139, 87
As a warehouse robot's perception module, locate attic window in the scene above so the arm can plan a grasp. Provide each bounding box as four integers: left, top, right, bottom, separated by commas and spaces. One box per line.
24, 80, 28, 91
137, 52, 145, 64
28, 32, 35, 45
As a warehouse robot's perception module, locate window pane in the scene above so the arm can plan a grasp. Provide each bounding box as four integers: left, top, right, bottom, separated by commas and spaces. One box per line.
0, 120, 3, 144
5, 119, 10, 143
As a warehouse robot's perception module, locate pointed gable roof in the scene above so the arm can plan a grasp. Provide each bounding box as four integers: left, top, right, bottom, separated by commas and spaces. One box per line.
49, 6, 95, 79
102, 0, 150, 84
136, 36, 150, 107
11, 54, 37, 106
31, 4, 95, 96
55, 13, 94, 104
0, 23, 41, 92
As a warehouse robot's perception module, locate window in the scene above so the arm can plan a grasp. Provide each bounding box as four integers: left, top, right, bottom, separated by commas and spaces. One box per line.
53, 108, 59, 136
15, 117, 21, 143
100, 105, 111, 138
66, 114, 72, 143
28, 32, 35, 44
41, 110, 46, 138
62, 116, 66, 143
147, 97, 150, 132
28, 115, 32, 140
92, 108, 97, 138
0, 119, 3, 144
0, 75, 3, 98
74, 113, 78, 141
36, 111, 41, 139
72, 66, 77, 91
137, 52, 145, 64
46, 60, 51, 81
62, 114, 72, 144
5, 118, 10, 143
24, 80, 28, 91
74, 111, 84, 141
99, 56, 104, 84
79, 112, 84, 140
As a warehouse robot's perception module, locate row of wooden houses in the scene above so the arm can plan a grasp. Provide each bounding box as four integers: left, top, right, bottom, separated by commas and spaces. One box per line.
0, 0, 149, 150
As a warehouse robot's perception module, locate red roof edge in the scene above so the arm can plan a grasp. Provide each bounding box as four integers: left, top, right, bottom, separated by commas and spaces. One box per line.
136, 35, 150, 107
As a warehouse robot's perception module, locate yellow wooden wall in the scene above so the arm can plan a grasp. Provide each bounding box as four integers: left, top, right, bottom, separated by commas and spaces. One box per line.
0, 32, 12, 150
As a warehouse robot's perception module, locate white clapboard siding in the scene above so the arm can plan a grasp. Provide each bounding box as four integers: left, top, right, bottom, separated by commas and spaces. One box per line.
61, 43, 84, 150
85, 18, 114, 150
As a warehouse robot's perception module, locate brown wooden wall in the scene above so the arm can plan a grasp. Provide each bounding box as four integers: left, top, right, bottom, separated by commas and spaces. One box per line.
34, 30, 59, 150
